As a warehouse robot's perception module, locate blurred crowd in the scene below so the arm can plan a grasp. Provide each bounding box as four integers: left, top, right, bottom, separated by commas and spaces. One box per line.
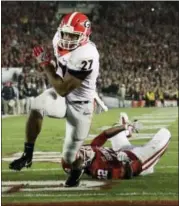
1, 2, 178, 114
2, 74, 47, 115
92, 2, 178, 102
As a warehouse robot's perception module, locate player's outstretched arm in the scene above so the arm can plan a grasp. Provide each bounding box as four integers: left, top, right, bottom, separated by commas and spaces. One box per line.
91, 125, 126, 147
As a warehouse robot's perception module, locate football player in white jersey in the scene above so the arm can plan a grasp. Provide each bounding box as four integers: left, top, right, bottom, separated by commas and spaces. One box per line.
9, 12, 102, 187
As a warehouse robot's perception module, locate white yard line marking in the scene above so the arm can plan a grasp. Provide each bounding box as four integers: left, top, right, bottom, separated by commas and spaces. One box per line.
2, 158, 61, 162
143, 113, 177, 116
140, 120, 175, 123
133, 116, 177, 119
132, 109, 177, 132
2, 115, 23, 119
156, 166, 178, 169
2, 187, 100, 192
141, 125, 169, 129
2, 168, 61, 172
2, 192, 178, 197
2, 180, 105, 193
10, 151, 62, 156
2, 180, 106, 187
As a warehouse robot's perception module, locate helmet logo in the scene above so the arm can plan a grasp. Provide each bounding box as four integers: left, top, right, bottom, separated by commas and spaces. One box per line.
84, 20, 91, 28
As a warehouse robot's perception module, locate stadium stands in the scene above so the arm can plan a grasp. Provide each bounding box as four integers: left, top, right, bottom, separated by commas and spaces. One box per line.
1, 2, 178, 114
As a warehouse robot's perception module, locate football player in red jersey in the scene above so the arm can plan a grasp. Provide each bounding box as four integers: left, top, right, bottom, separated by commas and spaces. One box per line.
62, 113, 171, 185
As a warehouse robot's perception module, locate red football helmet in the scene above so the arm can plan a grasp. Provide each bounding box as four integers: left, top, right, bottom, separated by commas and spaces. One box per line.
61, 145, 95, 173
58, 12, 92, 50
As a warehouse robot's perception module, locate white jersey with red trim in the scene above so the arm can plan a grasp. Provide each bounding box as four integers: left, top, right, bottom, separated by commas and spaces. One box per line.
52, 31, 99, 102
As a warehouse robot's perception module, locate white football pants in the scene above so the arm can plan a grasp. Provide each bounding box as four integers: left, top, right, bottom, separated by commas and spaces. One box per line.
31, 88, 94, 164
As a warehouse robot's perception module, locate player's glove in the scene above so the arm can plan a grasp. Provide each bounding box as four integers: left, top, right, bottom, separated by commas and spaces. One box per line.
33, 46, 51, 67
128, 120, 143, 134
9, 143, 34, 171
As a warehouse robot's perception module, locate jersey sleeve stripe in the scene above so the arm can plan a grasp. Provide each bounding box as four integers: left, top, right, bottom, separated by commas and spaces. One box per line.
68, 68, 92, 80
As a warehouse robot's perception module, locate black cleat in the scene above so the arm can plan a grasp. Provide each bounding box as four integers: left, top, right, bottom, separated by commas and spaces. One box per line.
65, 169, 84, 187
123, 161, 133, 179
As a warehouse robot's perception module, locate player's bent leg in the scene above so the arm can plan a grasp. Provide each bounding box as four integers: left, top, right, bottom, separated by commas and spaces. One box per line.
25, 88, 67, 146
31, 88, 67, 118
63, 102, 93, 187
62, 121, 85, 187
62, 102, 93, 165
62, 119, 91, 165
26, 110, 43, 142
110, 131, 132, 151
62, 128, 85, 187
130, 128, 171, 174
140, 158, 159, 176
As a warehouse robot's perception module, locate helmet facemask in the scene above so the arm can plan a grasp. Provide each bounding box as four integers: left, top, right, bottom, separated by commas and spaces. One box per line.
58, 26, 88, 50
78, 146, 95, 168
62, 145, 95, 174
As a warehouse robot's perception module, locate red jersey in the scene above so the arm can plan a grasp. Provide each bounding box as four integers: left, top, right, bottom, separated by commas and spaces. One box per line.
62, 131, 142, 179
85, 131, 141, 179
87, 146, 125, 179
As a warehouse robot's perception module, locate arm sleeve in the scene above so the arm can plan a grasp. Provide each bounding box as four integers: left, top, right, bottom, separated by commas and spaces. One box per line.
90, 132, 108, 147
67, 69, 92, 81
91, 125, 127, 147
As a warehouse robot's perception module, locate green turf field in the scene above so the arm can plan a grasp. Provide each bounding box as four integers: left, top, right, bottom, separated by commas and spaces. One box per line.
1, 107, 178, 204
